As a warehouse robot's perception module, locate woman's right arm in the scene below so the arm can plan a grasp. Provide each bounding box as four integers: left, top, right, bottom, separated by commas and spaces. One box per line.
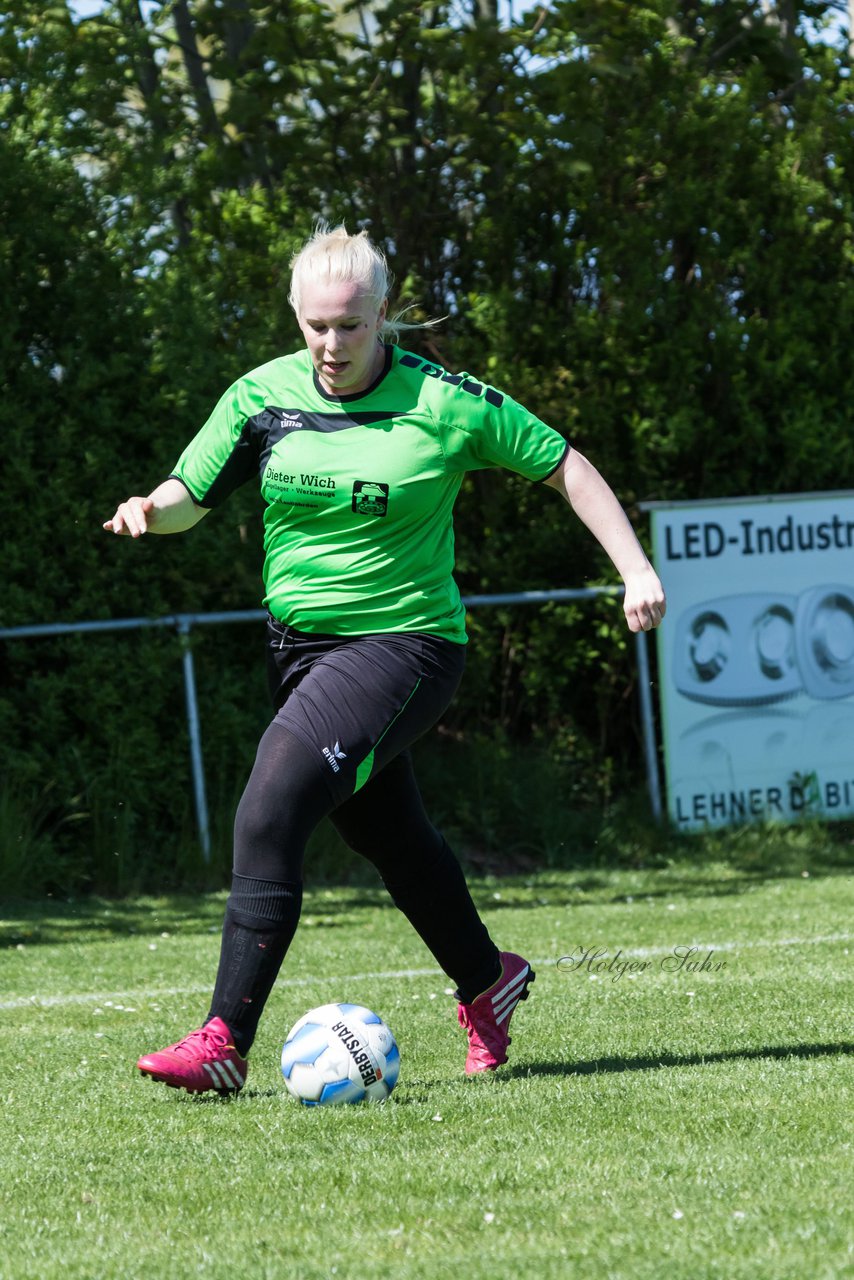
103, 477, 210, 537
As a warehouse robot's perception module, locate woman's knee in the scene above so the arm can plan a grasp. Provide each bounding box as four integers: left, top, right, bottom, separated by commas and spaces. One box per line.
232, 725, 332, 878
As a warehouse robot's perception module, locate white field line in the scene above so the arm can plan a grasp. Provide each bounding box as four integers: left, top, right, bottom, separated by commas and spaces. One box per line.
1, 932, 851, 1012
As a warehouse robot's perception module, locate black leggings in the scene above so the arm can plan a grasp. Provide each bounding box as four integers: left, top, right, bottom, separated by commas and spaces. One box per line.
233, 723, 495, 979
208, 625, 500, 1050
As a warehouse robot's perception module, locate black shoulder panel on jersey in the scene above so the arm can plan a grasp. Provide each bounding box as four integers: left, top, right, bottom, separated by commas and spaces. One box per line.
298, 410, 397, 432
255, 407, 400, 478
201, 418, 264, 507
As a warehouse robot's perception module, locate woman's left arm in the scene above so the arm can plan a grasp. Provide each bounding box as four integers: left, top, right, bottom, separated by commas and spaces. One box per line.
543, 447, 666, 634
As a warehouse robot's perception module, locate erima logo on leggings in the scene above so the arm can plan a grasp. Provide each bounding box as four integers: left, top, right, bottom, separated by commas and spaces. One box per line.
323, 741, 347, 773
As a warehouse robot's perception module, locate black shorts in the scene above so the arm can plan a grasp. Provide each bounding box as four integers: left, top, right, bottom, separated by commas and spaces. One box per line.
265, 617, 466, 805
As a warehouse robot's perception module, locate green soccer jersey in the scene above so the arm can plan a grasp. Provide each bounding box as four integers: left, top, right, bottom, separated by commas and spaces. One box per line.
170, 345, 569, 642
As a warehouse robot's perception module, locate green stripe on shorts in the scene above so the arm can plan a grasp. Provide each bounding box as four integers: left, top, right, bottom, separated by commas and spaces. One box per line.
352, 678, 423, 794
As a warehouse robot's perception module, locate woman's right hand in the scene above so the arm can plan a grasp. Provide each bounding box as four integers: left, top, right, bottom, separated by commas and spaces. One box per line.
102, 479, 208, 537
103, 496, 155, 537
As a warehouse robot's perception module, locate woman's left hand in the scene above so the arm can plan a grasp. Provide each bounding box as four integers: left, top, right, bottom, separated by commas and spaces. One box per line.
623, 568, 667, 633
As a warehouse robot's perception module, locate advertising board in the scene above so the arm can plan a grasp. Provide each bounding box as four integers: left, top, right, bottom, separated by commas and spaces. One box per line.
647, 493, 854, 829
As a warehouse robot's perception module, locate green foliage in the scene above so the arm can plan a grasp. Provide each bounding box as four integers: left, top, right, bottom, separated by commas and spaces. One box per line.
2, 1, 853, 892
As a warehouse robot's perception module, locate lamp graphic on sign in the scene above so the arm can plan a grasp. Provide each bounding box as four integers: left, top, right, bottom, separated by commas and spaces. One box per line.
675, 586, 854, 705
667, 584, 854, 826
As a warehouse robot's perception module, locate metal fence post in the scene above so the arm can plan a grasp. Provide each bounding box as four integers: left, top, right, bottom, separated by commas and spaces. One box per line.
176, 617, 211, 862
635, 629, 663, 821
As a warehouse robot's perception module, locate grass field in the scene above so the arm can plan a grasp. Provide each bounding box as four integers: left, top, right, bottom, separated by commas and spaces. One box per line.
2, 860, 852, 1280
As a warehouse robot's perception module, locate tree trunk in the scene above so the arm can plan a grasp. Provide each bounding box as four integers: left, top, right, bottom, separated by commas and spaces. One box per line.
173, 0, 222, 141
472, 0, 498, 22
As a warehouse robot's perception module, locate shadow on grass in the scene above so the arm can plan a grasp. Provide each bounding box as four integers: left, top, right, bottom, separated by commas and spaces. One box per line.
3, 823, 853, 946
471, 870, 847, 911
134, 1044, 854, 1107
506, 1041, 854, 1080
0, 886, 392, 947
186, 1088, 283, 1104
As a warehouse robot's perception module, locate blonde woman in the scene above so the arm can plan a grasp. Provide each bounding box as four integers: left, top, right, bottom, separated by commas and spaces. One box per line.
105, 224, 665, 1094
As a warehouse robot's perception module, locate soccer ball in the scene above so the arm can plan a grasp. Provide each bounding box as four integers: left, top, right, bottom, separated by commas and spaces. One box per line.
280, 1003, 400, 1106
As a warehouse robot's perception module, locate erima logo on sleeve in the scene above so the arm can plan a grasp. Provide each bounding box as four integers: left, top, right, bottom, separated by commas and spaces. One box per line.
352, 481, 389, 517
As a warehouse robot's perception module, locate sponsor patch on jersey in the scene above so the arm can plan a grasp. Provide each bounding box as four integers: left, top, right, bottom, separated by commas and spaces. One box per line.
352, 481, 389, 518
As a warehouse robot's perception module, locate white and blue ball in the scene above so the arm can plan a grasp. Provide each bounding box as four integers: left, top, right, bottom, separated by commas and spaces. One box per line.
281, 1002, 400, 1106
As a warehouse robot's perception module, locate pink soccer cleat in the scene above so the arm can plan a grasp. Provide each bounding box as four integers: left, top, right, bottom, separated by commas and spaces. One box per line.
457, 951, 535, 1074
136, 1017, 248, 1095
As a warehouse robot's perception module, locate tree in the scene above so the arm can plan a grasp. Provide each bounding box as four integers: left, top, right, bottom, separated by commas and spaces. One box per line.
2, 0, 853, 890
